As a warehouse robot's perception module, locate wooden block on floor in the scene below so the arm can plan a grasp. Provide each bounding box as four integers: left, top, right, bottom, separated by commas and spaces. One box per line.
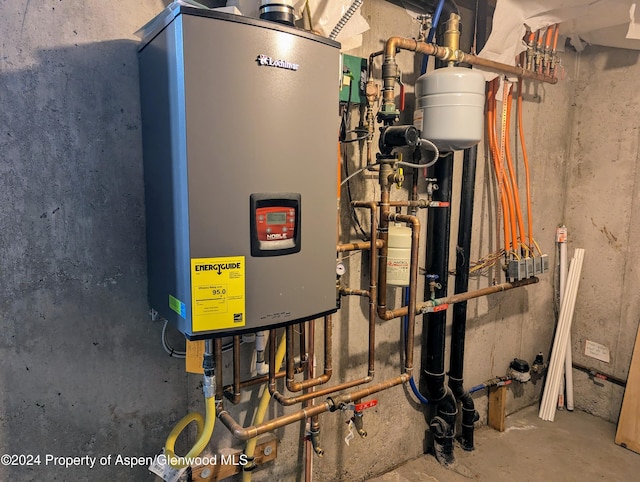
488, 385, 507, 432
616, 323, 640, 453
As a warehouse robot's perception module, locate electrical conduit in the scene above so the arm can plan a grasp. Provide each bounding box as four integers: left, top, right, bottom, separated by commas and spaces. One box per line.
329, 0, 364, 40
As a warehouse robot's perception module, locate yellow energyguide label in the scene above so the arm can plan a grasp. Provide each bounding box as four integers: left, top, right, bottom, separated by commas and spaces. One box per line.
190, 256, 246, 332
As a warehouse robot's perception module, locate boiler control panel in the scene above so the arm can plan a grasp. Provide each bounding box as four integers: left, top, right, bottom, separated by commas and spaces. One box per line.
250, 193, 301, 257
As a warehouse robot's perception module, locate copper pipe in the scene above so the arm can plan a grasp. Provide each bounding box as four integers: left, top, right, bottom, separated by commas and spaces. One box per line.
286, 324, 296, 386
283, 317, 332, 393
218, 374, 409, 441
330, 374, 410, 407
269, 318, 344, 407
457, 51, 557, 83
381, 31, 557, 113
305, 318, 315, 480
339, 288, 370, 297
377, 179, 391, 314
378, 209, 420, 322
376, 276, 540, 320
337, 239, 384, 252
217, 278, 539, 441
417, 276, 539, 313
387, 213, 420, 375
388, 199, 446, 208
218, 401, 331, 441
224, 370, 286, 392
214, 338, 224, 400
274, 376, 373, 406
352, 201, 379, 378
298, 322, 307, 370
268, 328, 277, 395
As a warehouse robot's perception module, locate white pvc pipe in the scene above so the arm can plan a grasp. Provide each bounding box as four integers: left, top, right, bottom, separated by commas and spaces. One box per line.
545, 248, 583, 420
543, 250, 577, 418
539, 248, 584, 421
557, 228, 567, 409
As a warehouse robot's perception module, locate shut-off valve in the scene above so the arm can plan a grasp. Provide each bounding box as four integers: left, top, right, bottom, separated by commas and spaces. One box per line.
340, 399, 378, 445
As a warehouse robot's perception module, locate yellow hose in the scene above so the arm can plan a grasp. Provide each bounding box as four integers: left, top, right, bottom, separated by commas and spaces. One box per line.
165, 392, 216, 468
243, 331, 287, 482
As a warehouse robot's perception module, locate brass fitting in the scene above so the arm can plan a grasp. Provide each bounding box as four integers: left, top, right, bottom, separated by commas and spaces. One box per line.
352, 411, 367, 438
365, 79, 380, 104
443, 13, 461, 64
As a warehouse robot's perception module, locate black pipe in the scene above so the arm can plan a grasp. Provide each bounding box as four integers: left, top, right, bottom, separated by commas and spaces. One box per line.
448, 145, 479, 451
572, 363, 627, 388
447, 1, 488, 453
422, 150, 456, 464
476, 0, 489, 52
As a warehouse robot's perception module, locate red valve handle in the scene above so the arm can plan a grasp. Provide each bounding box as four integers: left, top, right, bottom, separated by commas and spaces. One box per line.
355, 400, 378, 412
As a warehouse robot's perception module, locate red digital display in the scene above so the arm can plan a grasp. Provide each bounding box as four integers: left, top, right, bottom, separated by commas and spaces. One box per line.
255, 206, 296, 242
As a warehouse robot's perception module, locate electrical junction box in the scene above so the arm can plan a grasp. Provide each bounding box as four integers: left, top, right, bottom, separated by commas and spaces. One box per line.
138, 7, 340, 339
340, 54, 367, 104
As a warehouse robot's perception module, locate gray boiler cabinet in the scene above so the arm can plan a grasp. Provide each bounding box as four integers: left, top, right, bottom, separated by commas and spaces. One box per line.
138, 7, 340, 339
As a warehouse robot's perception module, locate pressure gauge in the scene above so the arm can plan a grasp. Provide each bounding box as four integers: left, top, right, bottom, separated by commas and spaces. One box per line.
336, 262, 346, 276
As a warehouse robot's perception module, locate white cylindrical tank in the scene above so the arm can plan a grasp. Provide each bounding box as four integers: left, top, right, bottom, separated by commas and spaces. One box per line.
414, 66, 486, 152
387, 224, 412, 286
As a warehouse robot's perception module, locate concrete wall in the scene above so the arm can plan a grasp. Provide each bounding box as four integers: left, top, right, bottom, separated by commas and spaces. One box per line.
565, 46, 640, 422
0, 1, 186, 481
1, 1, 632, 482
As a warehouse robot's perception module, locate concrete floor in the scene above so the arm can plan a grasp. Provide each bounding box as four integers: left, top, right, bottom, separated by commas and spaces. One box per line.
369, 405, 640, 482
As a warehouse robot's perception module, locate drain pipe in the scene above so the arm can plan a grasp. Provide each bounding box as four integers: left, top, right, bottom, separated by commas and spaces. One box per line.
447, 4, 486, 451
448, 145, 480, 451
422, 151, 457, 466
